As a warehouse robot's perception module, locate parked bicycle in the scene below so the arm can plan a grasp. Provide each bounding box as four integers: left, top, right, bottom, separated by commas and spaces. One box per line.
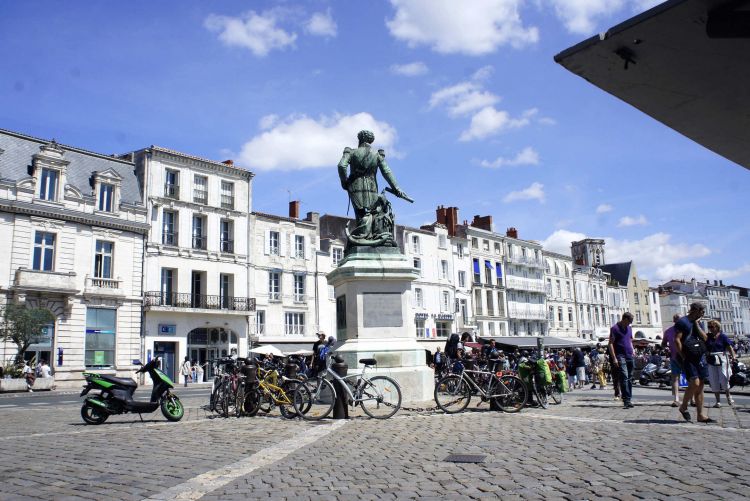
434, 358, 528, 413
241, 365, 307, 419
518, 356, 562, 408
293, 355, 402, 420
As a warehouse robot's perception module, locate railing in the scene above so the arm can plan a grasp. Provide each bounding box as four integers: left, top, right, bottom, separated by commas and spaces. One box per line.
87, 276, 120, 289
293, 294, 307, 303
220, 239, 234, 253
193, 190, 208, 205
505, 277, 546, 293
507, 305, 547, 320
144, 291, 255, 311
221, 195, 234, 210
192, 236, 207, 250
164, 183, 179, 199
507, 255, 544, 268
162, 231, 178, 246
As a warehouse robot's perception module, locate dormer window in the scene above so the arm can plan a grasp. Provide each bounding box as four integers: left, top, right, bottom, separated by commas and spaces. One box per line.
98, 183, 114, 212
39, 168, 59, 201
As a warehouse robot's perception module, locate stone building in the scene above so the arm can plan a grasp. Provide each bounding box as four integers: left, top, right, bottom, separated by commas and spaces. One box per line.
0, 129, 148, 386
543, 250, 578, 338
503, 227, 546, 337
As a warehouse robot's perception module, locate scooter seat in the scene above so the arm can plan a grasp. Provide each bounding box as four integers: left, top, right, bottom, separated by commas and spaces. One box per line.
99, 375, 137, 387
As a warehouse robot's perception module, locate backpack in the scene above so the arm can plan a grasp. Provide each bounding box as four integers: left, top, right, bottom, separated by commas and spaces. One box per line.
318, 345, 331, 362
683, 327, 706, 361
434, 352, 442, 364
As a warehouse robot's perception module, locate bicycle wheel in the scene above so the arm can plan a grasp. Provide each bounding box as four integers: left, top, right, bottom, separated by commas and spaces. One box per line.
534, 379, 548, 409
294, 378, 335, 421
221, 383, 234, 418
278, 379, 303, 419
240, 387, 261, 417
491, 375, 527, 413
549, 384, 562, 405
360, 376, 402, 419
434, 375, 472, 414
234, 382, 246, 417
210, 383, 222, 414
257, 390, 273, 414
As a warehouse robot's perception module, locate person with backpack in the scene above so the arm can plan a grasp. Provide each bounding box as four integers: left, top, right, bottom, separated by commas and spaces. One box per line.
311, 332, 327, 375
432, 347, 444, 375
675, 303, 711, 422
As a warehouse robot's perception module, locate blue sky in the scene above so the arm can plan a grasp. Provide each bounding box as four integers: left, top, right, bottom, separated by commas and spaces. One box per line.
2, 0, 749, 287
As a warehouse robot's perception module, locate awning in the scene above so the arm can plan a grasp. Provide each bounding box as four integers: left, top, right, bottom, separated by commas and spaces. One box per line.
555, 0, 750, 171
478, 336, 591, 349
253, 342, 315, 355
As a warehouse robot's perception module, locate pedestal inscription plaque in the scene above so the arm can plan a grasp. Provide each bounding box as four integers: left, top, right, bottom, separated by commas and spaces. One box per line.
363, 292, 402, 327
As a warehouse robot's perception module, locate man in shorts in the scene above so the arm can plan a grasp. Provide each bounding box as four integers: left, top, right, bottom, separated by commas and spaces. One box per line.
661, 314, 682, 407
675, 303, 712, 423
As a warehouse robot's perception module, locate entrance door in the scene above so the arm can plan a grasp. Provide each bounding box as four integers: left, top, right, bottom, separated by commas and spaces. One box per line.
154, 342, 176, 383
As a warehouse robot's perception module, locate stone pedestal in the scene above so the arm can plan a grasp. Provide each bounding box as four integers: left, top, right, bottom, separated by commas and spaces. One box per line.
327, 247, 434, 402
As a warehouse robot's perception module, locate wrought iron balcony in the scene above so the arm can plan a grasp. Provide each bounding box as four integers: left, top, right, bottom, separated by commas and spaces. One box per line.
220, 239, 234, 253
164, 183, 179, 199
221, 195, 235, 210
162, 231, 178, 246
193, 190, 208, 205
144, 291, 255, 311
192, 235, 207, 250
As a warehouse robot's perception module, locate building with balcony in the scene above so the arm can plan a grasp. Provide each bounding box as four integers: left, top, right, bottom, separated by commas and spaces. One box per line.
131, 146, 254, 382
573, 266, 612, 341
543, 251, 578, 339
0, 129, 148, 386
251, 203, 324, 349
503, 227, 546, 337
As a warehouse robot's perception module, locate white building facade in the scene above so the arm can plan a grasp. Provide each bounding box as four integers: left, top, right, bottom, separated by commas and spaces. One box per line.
503, 228, 546, 337
0, 130, 148, 387
543, 251, 578, 338
572, 266, 610, 341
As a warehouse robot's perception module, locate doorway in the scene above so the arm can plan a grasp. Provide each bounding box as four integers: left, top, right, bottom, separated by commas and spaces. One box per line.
154, 342, 176, 383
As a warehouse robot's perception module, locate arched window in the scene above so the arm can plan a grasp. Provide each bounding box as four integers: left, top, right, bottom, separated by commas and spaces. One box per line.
564, 264, 569, 277
554, 262, 559, 275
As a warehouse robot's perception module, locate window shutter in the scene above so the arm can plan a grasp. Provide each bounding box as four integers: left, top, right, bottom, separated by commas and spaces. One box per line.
279, 232, 286, 257
305, 236, 312, 261
264, 230, 270, 255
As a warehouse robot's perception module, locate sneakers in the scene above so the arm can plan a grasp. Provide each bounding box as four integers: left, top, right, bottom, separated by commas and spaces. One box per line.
713, 402, 721, 408
590, 384, 597, 390
671, 401, 679, 407
624, 401, 634, 409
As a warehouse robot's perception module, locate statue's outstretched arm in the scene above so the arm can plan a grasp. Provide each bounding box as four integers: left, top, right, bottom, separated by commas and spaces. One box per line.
338, 147, 352, 189
378, 150, 407, 198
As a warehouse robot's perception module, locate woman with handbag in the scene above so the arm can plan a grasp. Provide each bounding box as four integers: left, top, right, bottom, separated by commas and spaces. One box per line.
705, 320, 736, 408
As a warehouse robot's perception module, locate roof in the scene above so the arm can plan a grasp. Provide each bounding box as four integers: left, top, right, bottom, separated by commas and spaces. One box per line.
140, 145, 254, 178
599, 262, 633, 286
0, 128, 143, 205
555, 0, 750, 171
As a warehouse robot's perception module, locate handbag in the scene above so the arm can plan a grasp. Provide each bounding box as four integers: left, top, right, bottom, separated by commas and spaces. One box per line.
706, 353, 722, 366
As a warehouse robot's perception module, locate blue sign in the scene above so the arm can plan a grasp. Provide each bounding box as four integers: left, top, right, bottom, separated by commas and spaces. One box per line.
159, 324, 177, 335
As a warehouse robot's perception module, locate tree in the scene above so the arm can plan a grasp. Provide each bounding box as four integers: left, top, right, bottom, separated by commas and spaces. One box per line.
0, 303, 55, 363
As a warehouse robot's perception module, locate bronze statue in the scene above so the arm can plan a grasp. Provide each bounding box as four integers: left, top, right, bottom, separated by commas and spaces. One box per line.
338, 130, 412, 248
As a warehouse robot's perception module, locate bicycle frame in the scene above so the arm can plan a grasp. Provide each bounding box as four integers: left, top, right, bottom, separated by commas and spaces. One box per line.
309, 356, 374, 405
457, 368, 513, 400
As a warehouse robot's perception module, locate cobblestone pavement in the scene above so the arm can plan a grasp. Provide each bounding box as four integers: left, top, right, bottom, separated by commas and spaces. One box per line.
0, 388, 749, 500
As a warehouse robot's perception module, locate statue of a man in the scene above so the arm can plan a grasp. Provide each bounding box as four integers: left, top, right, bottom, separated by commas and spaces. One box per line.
338, 130, 410, 247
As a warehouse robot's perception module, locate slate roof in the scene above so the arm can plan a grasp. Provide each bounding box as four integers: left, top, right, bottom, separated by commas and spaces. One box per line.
599, 262, 633, 287
0, 128, 143, 205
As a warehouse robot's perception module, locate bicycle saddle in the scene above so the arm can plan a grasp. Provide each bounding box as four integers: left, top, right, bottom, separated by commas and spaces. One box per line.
359, 358, 377, 366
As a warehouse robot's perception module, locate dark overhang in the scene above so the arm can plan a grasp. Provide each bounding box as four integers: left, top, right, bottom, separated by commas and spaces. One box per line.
554, 0, 750, 170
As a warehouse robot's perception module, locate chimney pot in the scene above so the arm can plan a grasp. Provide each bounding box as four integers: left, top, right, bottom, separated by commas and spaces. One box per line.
506, 227, 518, 239
289, 200, 300, 219
222, 159, 234, 166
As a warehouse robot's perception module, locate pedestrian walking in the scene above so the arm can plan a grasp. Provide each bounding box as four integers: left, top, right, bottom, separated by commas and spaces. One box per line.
573, 348, 586, 389
194, 360, 205, 383
23, 361, 35, 392
675, 303, 712, 423
661, 314, 682, 407
609, 312, 635, 408
590, 349, 606, 390
705, 320, 736, 408
180, 356, 191, 387
432, 347, 445, 374
311, 331, 327, 375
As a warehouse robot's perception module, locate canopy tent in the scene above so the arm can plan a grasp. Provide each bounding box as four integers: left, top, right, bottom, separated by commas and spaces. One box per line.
248, 345, 284, 357
478, 336, 592, 350
555, 0, 750, 171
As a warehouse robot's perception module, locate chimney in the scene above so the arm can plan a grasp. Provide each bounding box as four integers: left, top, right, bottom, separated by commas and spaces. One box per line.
470, 215, 493, 232
719, 280, 724, 286
305, 211, 319, 225
435, 205, 448, 225
506, 227, 518, 239
714, 280, 718, 286
446, 207, 458, 237
222, 159, 234, 166
289, 200, 300, 219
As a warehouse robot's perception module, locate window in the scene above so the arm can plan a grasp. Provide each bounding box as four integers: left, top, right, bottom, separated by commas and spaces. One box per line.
599, 286, 604, 302
645, 292, 649, 305
568, 307, 574, 323
221, 181, 234, 209
94, 240, 113, 279
414, 288, 424, 308
413, 257, 422, 276
458, 271, 466, 288
160, 268, 175, 305
219, 273, 233, 308
555, 280, 562, 298
486, 290, 494, 316
294, 274, 305, 302
436, 321, 450, 337
269, 271, 281, 301
457, 243, 464, 258
295, 235, 305, 259
438, 235, 447, 248
483, 240, 490, 252
554, 263, 560, 275
545, 260, 551, 273
485, 260, 492, 285
193, 175, 208, 204
332, 247, 343, 265
284, 312, 305, 335
654, 310, 659, 324
471, 237, 478, 249
441, 260, 449, 280
494, 242, 501, 254
255, 311, 265, 335
162, 210, 178, 246
495, 263, 503, 287
566, 282, 572, 299
220, 220, 234, 253
497, 291, 505, 317
634, 292, 640, 304
488, 322, 495, 336
192, 215, 206, 249
442, 291, 451, 312
473, 259, 480, 284
85, 308, 116, 368
32, 232, 55, 271
191, 271, 204, 307
558, 307, 563, 322
564, 264, 569, 277
98, 183, 114, 212
646, 312, 651, 324
269, 231, 280, 255
636, 311, 642, 323
39, 168, 59, 201
411, 235, 420, 254
546, 278, 552, 295
415, 319, 425, 338
164, 169, 179, 198
549, 307, 555, 324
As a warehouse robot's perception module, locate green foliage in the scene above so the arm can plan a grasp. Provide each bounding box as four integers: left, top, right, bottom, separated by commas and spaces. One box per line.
0, 303, 55, 362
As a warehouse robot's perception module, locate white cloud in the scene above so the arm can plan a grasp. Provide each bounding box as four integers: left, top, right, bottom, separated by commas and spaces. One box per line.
503, 182, 545, 203
205, 10, 297, 56
650, 263, 750, 283
618, 214, 648, 227
258, 114, 279, 130
305, 9, 337, 37
537, 116, 557, 126
238, 112, 398, 171
460, 107, 535, 141
386, 0, 539, 55
541, 229, 588, 255
596, 203, 613, 214
479, 146, 539, 168
429, 82, 500, 117
390, 61, 429, 76
472, 65, 494, 82
548, 0, 625, 34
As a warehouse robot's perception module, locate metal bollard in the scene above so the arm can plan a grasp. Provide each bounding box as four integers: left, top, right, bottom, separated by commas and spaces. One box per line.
284, 362, 298, 379
331, 355, 349, 419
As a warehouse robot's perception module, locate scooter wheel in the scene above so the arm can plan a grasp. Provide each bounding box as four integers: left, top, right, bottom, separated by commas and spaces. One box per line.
81, 402, 109, 425
161, 395, 184, 422
639, 379, 648, 386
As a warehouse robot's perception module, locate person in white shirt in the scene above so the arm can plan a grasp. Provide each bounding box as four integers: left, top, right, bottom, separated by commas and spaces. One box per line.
40, 361, 52, 378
